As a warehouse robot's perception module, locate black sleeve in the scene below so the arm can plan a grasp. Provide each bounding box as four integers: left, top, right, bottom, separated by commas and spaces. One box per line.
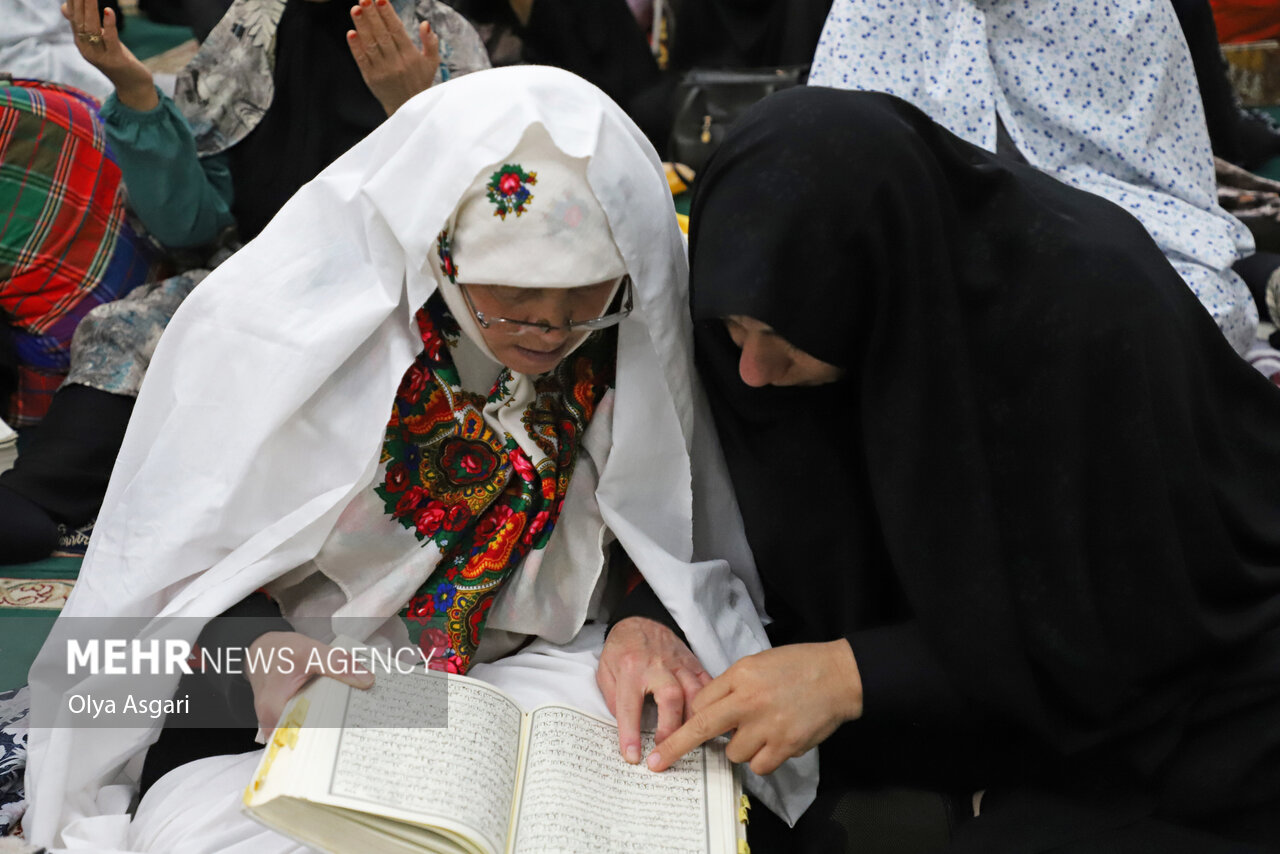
199, 591, 293, 650
194, 591, 293, 722
848, 620, 984, 729
605, 542, 688, 645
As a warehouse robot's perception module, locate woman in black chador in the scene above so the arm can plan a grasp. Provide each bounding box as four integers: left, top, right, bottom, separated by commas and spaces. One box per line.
646, 87, 1280, 853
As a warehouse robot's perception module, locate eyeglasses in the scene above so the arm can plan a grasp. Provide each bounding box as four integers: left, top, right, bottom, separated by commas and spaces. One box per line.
458, 276, 634, 336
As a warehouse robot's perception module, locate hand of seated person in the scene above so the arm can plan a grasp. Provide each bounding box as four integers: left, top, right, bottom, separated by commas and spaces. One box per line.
346, 0, 441, 117
246, 631, 375, 739
647, 640, 864, 776
597, 617, 711, 765
62, 0, 158, 111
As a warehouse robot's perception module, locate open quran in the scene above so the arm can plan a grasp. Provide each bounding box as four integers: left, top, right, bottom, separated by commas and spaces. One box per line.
243, 668, 746, 854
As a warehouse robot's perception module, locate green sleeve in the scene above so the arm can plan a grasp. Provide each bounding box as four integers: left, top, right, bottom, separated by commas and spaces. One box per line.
100, 88, 235, 249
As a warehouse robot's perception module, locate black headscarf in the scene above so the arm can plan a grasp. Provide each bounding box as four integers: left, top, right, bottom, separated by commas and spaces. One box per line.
689, 87, 1280, 828
227, 0, 386, 240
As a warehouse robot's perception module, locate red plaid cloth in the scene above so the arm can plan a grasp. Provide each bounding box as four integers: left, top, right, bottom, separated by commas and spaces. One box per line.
1, 80, 152, 425
9, 365, 63, 425
0, 80, 125, 329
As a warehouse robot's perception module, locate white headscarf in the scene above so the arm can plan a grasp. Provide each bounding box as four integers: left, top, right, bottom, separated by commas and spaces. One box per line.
809, 0, 1258, 354
432, 120, 625, 368
25, 66, 816, 846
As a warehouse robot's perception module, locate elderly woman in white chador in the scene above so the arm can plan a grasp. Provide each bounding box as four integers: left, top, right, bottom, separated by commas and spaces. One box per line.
24, 66, 815, 852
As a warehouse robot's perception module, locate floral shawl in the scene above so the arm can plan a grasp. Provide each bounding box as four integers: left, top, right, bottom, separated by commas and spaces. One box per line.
386, 300, 615, 672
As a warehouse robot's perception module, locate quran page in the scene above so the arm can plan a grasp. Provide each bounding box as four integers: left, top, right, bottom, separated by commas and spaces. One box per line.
320, 672, 526, 854
509, 705, 736, 854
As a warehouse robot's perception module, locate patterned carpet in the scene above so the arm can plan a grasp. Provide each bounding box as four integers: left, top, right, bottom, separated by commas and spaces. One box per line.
0, 580, 72, 612
0, 558, 81, 692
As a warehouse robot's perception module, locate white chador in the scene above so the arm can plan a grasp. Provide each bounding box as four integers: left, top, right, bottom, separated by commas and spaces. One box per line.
25, 66, 817, 852
810, 0, 1259, 355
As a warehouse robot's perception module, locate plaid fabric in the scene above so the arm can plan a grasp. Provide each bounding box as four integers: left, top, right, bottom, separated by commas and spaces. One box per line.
9, 223, 153, 373
0, 80, 153, 423
7, 366, 62, 426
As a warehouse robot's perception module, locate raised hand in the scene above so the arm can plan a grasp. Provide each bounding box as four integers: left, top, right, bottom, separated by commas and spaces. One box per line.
61, 0, 157, 110
347, 0, 441, 117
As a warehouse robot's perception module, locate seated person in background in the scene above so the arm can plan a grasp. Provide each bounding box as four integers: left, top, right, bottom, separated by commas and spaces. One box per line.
1170, 0, 1280, 323
24, 66, 810, 852
0, 0, 489, 564
809, 0, 1271, 369
447, 0, 835, 152
64, 0, 486, 249
647, 86, 1280, 853
0, 79, 154, 562
1171, 0, 1280, 174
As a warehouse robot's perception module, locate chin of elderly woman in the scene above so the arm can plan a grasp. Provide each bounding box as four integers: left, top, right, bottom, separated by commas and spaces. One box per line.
648, 86, 1280, 853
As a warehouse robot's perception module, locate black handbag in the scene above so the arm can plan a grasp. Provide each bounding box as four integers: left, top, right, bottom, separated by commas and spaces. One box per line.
668, 65, 809, 174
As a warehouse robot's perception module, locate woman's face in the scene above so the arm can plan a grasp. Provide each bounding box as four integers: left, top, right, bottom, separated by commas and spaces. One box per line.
464, 279, 619, 375
724, 316, 844, 387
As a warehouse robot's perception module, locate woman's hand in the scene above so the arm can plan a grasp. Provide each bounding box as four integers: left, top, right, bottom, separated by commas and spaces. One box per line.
347, 0, 440, 117
647, 640, 863, 776
61, 0, 158, 111
246, 631, 374, 736
597, 617, 711, 765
